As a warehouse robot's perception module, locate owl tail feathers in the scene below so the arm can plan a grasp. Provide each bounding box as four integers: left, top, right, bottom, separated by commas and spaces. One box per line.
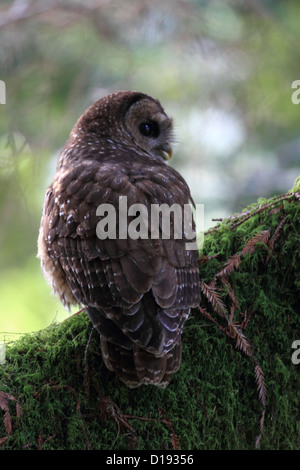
100, 337, 182, 388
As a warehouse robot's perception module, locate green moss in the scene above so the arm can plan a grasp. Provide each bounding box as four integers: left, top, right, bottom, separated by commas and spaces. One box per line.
0, 183, 299, 450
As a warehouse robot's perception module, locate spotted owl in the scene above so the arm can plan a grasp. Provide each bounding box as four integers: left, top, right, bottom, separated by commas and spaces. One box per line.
38, 91, 201, 388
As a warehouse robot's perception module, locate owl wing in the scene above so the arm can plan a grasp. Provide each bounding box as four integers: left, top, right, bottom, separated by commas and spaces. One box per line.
38, 157, 200, 357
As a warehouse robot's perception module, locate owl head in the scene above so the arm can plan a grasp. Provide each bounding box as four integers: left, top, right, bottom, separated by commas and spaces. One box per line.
69, 91, 174, 163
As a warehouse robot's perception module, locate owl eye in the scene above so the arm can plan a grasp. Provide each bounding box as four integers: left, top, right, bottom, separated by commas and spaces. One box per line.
139, 120, 160, 138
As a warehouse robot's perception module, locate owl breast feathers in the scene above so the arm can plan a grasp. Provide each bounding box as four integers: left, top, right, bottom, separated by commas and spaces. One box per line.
38, 91, 201, 388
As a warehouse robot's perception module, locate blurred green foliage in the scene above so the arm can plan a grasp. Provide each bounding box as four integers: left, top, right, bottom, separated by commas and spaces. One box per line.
0, 0, 299, 334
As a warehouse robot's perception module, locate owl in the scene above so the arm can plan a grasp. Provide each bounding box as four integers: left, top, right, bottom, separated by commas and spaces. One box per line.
38, 91, 201, 388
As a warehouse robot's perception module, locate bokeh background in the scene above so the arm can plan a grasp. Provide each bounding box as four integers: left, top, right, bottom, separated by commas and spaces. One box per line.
0, 0, 299, 337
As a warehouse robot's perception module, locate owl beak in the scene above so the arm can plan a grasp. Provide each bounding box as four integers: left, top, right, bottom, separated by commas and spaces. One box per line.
160, 146, 173, 161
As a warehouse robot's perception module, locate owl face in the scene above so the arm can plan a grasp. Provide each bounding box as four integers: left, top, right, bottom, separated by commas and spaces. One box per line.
123, 96, 174, 162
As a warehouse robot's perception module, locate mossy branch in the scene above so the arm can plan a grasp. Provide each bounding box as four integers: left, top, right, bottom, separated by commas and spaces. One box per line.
0, 181, 299, 450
